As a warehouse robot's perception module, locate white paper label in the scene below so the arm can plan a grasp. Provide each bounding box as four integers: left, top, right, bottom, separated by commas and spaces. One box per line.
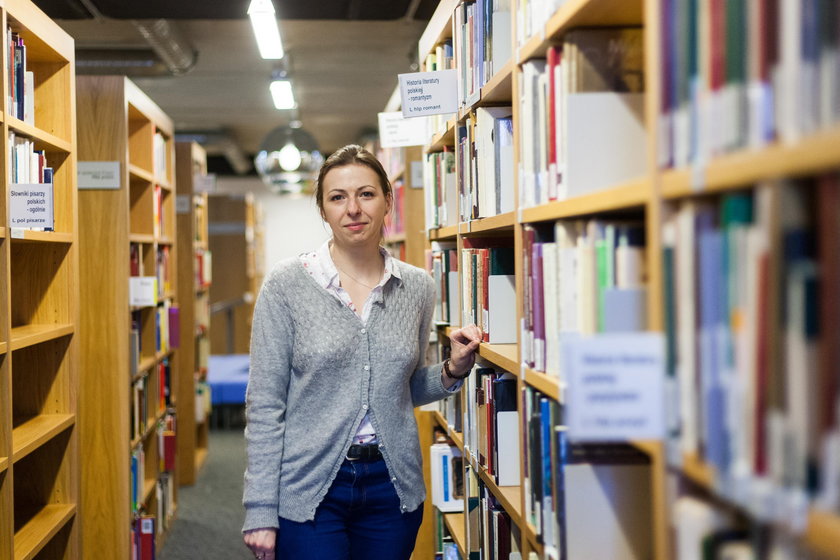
378, 111, 429, 148
78, 161, 120, 190
194, 173, 217, 193
10, 183, 53, 230
10, 227, 24, 239
565, 333, 666, 442
176, 195, 191, 214
399, 70, 459, 117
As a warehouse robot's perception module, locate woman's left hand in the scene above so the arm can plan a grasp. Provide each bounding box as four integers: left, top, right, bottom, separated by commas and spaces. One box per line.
447, 324, 483, 379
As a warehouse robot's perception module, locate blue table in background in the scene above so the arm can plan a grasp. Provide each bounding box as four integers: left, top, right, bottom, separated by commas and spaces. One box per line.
207, 354, 249, 428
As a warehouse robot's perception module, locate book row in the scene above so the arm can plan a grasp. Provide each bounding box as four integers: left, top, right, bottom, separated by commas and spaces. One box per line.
660, 0, 840, 169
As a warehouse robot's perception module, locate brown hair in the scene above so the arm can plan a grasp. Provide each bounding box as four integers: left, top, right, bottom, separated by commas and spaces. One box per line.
314, 144, 392, 218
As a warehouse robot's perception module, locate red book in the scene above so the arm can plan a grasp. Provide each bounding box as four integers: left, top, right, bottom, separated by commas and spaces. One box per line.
136, 516, 155, 560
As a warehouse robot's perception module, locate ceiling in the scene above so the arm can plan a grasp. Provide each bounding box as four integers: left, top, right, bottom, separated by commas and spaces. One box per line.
33, 0, 434, 174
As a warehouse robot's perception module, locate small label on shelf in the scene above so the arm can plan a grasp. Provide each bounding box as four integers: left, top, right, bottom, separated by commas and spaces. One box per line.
378, 111, 429, 148
398, 69, 458, 117
564, 332, 666, 442
10, 183, 54, 231
10, 227, 24, 239
78, 161, 121, 190
176, 195, 191, 214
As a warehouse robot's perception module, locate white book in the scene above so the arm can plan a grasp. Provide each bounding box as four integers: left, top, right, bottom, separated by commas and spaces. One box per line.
673, 496, 725, 560
488, 274, 516, 344
495, 410, 520, 486
676, 202, 698, 456
565, 93, 646, 198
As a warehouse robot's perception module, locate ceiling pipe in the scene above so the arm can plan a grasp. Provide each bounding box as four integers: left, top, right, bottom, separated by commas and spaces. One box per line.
132, 19, 198, 76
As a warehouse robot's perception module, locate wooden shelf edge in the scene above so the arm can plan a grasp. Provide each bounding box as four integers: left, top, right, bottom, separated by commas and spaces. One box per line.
475, 466, 523, 527
14, 503, 76, 560
464, 211, 516, 234
0, 341, 7, 355
8, 230, 73, 244
662, 127, 840, 198
6, 115, 72, 153
10, 324, 74, 351
520, 177, 650, 223
805, 510, 840, 560
524, 368, 563, 401
128, 163, 154, 184
12, 414, 75, 463
429, 225, 459, 240
432, 410, 465, 452
479, 343, 518, 372
0, 226, 6, 238
480, 59, 514, 104
194, 447, 208, 473
141, 478, 156, 506
0, 456, 8, 473
442, 512, 467, 558
129, 233, 156, 244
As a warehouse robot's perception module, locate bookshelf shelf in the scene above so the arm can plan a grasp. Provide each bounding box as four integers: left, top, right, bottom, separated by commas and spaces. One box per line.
462, 212, 516, 234
6, 115, 72, 153
9, 231, 73, 244
158, 236, 174, 245
141, 479, 156, 507
128, 164, 153, 184
417, 0, 458, 61
11, 414, 75, 462
520, 178, 649, 223
128, 233, 155, 244
427, 118, 457, 154
443, 513, 466, 558
14, 504, 76, 560
524, 523, 543, 557
0, 457, 7, 473
524, 369, 563, 401
478, 343, 518, 372
429, 225, 459, 240
805, 511, 840, 560
9, 324, 74, 351
0, 342, 6, 355
477, 467, 522, 528
479, 60, 514, 105
433, 411, 465, 452
0, 226, 6, 238
518, 0, 644, 62
661, 126, 840, 199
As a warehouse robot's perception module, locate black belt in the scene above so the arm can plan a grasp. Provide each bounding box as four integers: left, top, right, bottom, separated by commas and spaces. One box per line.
346, 443, 383, 462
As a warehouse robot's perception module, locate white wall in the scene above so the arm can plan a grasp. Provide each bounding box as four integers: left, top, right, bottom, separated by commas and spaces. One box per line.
214, 177, 331, 271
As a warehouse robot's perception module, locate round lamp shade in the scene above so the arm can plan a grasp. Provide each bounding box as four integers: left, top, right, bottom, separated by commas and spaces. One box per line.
254, 126, 323, 194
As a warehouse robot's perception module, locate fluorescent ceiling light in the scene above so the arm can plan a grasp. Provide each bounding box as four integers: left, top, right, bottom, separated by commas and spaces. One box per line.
248, 0, 284, 59
270, 80, 296, 110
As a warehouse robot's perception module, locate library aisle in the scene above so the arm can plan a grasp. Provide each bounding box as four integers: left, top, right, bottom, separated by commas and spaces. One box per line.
159, 429, 251, 560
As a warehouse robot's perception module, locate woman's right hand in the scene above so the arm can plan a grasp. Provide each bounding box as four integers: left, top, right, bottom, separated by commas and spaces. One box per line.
244, 528, 276, 560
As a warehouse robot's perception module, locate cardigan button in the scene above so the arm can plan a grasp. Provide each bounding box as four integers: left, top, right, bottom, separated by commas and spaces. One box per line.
360, 328, 366, 334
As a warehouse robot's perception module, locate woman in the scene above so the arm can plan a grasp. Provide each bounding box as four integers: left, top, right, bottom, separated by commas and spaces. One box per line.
242, 144, 482, 560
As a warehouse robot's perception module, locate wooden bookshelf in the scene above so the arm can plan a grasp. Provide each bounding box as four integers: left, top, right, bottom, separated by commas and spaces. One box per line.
443, 513, 467, 557
0, 1, 80, 558
76, 75, 178, 558
174, 141, 212, 486
207, 193, 261, 354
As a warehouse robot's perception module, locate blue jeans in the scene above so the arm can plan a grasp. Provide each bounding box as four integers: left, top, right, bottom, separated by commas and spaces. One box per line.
277, 458, 424, 559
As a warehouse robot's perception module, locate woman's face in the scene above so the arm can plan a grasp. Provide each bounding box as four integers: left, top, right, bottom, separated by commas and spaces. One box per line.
320, 163, 390, 249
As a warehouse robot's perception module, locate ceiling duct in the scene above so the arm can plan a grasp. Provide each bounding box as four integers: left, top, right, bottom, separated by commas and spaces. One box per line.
176, 130, 253, 175
132, 19, 198, 76
75, 48, 170, 76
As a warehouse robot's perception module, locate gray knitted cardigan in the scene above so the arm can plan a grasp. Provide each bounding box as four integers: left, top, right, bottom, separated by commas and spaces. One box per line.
242, 257, 450, 531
